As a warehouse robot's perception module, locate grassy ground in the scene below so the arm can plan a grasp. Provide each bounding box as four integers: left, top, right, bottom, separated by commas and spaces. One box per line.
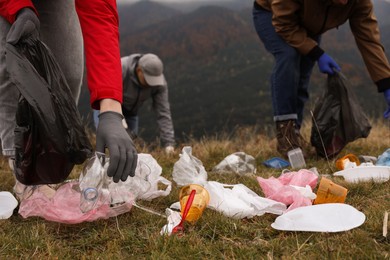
0, 120, 389, 259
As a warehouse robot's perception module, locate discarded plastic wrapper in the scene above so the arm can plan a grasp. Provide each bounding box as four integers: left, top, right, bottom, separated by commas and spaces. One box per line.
0, 192, 18, 219
172, 146, 208, 186
333, 165, 390, 183
18, 153, 171, 223
263, 157, 290, 169
271, 203, 366, 232
213, 152, 256, 175
257, 169, 319, 212
376, 148, 390, 166
160, 209, 182, 236
204, 181, 286, 219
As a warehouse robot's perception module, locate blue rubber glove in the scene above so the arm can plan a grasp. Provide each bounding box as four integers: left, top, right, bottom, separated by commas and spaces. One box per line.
384, 88, 390, 119
96, 111, 138, 182
318, 53, 341, 75
6, 8, 40, 44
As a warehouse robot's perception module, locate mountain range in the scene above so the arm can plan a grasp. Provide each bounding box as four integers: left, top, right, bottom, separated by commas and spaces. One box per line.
78, 0, 390, 143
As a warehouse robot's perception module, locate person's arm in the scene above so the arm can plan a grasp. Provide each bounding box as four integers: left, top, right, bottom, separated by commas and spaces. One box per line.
75, 0, 137, 182
152, 84, 175, 148
349, 0, 390, 93
0, 0, 35, 23
270, 0, 319, 56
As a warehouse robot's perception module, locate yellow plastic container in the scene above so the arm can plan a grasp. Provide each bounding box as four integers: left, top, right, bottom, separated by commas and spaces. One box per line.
335, 154, 360, 170
313, 177, 348, 204
179, 184, 210, 224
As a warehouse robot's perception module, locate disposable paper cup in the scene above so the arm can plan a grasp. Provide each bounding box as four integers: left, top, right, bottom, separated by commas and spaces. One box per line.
179, 184, 210, 224
335, 154, 360, 170
314, 177, 348, 204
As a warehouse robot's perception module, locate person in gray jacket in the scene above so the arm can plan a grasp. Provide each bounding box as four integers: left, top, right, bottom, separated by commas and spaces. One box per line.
94, 53, 176, 154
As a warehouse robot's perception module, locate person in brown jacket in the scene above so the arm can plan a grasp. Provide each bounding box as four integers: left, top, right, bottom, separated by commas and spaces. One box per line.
252, 0, 390, 157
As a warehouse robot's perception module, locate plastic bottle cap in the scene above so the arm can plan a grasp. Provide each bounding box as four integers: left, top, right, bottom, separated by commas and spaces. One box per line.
83, 187, 98, 201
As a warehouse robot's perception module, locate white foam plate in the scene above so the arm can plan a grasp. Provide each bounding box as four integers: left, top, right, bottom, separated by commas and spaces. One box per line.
271, 203, 365, 232
0, 191, 18, 219
333, 166, 390, 183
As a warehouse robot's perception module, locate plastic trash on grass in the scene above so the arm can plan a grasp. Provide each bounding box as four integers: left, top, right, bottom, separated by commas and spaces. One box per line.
0, 192, 18, 219
213, 152, 256, 175
271, 203, 365, 232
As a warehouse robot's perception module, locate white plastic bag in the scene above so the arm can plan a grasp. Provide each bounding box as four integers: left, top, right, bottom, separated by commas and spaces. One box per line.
212, 152, 256, 175
204, 181, 286, 219
172, 146, 208, 186
109, 153, 172, 201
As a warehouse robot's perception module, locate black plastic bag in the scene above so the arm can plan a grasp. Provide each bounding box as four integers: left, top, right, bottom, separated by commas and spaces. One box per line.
6, 40, 92, 185
310, 72, 371, 158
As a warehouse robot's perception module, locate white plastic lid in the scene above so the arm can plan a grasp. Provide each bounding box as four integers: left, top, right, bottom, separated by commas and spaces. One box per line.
0, 191, 18, 219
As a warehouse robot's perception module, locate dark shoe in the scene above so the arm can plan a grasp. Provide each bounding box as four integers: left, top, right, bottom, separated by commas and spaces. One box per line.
276, 120, 302, 158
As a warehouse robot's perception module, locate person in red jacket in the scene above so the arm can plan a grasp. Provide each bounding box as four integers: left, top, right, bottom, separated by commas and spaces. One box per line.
0, 1, 137, 189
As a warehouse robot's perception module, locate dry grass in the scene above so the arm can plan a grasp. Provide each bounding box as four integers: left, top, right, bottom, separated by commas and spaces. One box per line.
0, 120, 389, 259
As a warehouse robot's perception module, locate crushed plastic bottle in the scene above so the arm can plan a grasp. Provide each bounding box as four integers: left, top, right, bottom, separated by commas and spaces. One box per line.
79, 152, 109, 213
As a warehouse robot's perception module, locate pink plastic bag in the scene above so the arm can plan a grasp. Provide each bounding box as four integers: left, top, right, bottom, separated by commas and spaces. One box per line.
257, 169, 318, 212
19, 181, 133, 224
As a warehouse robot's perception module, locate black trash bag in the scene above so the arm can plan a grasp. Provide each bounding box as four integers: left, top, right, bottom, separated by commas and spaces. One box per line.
5, 40, 93, 185
310, 72, 371, 158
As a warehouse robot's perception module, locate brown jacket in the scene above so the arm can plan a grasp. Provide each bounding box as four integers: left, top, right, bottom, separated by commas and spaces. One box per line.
255, 0, 390, 92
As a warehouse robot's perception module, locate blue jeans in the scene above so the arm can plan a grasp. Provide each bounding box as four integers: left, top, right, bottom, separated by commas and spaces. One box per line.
93, 109, 139, 135
252, 6, 318, 128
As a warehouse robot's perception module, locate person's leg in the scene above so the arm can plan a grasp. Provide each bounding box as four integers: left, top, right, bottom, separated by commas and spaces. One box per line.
93, 109, 99, 130
125, 115, 139, 135
253, 6, 305, 156
253, 6, 300, 122
32, 0, 84, 103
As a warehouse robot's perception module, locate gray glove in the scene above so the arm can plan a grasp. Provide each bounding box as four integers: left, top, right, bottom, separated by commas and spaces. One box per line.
6, 8, 40, 44
96, 111, 138, 182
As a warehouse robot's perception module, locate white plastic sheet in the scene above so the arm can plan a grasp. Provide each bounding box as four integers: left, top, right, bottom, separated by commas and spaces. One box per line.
271, 203, 365, 232
333, 165, 390, 183
0, 192, 18, 219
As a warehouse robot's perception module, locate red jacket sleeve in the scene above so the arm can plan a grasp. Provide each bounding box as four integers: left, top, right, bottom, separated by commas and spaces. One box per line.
0, 0, 36, 23
75, 0, 123, 109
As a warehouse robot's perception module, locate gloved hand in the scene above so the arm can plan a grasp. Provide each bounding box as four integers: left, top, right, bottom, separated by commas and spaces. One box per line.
6, 8, 40, 44
384, 88, 390, 119
318, 53, 341, 75
96, 111, 138, 183
164, 145, 175, 155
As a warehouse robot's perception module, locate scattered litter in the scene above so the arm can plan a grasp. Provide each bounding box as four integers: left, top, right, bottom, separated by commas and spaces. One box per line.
171, 147, 286, 219
335, 154, 360, 170
376, 148, 390, 166
179, 184, 210, 224
172, 146, 208, 186
313, 177, 347, 204
160, 209, 181, 236
204, 182, 286, 219
0, 192, 18, 219
18, 153, 171, 223
358, 155, 377, 164
271, 203, 366, 232
287, 148, 306, 169
257, 169, 318, 212
263, 157, 290, 169
333, 165, 390, 183
213, 152, 256, 175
